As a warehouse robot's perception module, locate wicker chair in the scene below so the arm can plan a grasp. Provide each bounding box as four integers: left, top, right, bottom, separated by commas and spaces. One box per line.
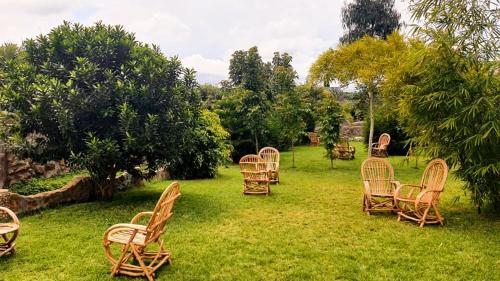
372, 133, 391, 157
308, 132, 320, 146
103, 182, 181, 281
239, 155, 270, 195
333, 139, 355, 160
258, 147, 280, 183
361, 158, 399, 214
0, 207, 19, 257
395, 159, 448, 227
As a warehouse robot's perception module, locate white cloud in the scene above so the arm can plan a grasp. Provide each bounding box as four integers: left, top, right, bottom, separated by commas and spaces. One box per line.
0, 0, 413, 83
183, 54, 228, 76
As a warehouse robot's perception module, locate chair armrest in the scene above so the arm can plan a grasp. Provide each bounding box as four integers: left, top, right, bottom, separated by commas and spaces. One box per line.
394, 184, 422, 199
416, 190, 442, 204
363, 181, 371, 195
0, 207, 19, 225
371, 142, 379, 148
131, 211, 154, 224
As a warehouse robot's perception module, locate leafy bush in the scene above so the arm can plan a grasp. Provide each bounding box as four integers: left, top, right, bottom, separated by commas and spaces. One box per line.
169, 110, 232, 179
386, 0, 500, 211
0, 22, 230, 198
362, 111, 409, 156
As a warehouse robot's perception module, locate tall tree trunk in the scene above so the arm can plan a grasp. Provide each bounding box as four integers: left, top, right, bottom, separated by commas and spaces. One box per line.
254, 132, 259, 154
367, 90, 375, 157
291, 140, 295, 168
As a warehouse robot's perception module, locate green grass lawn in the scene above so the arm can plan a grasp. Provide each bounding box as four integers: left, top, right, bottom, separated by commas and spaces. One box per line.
1, 143, 499, 281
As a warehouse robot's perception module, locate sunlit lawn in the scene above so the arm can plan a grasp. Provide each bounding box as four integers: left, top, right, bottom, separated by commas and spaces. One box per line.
1, 143, 499, 281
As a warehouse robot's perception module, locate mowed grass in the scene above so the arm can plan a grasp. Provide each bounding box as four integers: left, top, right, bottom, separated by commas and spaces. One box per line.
1, 143, 499, 281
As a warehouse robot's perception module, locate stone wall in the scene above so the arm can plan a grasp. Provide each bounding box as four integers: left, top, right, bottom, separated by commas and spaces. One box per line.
341, 121, 365, 140
0, 176, 96, 215
0, 153, 70, 188
0, 174, 133, 215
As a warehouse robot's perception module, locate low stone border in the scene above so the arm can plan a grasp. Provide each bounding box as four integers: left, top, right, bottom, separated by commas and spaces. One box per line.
0, 174, 132, 215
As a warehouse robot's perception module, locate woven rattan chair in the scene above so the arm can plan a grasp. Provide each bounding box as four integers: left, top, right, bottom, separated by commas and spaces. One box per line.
239, 154, 270, 195
308, 132, 320, 146
361, 158, 399, 214
0, 207, 19, 257
258, 147, 280, 183
333, 139, 355, 160
372, 133, 391, 157
395, 159, 448, 227
103, 182, 181, 281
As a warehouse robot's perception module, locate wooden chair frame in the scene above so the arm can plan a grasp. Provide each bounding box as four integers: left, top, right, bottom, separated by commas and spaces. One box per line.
258, 147, 280, 183
239, 155, 270, 195
308, 132, 320, 146
0, 207, 19, 257
395, 159, 448, 227
372, 133, 391, 158
361, 158, 399, 214
333, 139, 355, 160
103, 182, 181, 281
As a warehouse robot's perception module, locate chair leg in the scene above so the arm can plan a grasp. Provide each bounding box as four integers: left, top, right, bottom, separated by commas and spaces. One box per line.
133, 246, 155, 281
433, 203, 444, 225
419, 205, 431, 227
111, 243, 132, 276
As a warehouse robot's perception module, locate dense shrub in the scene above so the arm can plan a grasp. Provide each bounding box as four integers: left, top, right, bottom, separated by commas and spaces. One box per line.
0, 22, 230, 198
362, 111, 409, 156
169, 110, 231, 179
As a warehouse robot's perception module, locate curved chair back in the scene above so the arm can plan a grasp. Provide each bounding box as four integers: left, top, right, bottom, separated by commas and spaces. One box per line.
419, 159, 448, 202
336, 139, 350, 151
378, 133, 391, 149
239, 155, 267, 181
258, 147, 280, 171
145, 182, 181, 244
361, 158, 395, 195
308, 132, 320, 145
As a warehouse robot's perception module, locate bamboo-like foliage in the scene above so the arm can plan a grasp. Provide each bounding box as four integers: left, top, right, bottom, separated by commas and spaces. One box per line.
394, 0, 500, 211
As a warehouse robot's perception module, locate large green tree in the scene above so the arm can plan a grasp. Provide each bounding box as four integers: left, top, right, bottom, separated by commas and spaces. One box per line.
0, 22, 229, 198
340, 0, 401, 44
227, 46, 270, 153
309, 33, 407, 156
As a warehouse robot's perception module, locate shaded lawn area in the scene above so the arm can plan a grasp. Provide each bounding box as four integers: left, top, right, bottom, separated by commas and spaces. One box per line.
1, 143, 499, 280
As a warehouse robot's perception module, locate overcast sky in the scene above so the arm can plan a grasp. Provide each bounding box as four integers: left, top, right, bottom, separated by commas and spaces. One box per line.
0, 0, 412, 84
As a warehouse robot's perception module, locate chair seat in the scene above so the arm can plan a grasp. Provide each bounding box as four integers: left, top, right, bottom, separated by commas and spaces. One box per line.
107, 225, 147, 246
0, 223, 19, 235
371, 193, 394, 198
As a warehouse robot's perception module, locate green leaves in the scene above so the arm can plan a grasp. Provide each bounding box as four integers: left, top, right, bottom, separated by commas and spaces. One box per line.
1, 22, 230, 193
394, 0, 500, 211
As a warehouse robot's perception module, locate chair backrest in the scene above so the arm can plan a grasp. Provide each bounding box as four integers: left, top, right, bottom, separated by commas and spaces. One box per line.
258, 147, 280, 171
378, 133, 391, 149
145, 181, 181, 243
361, 157, 395, 195
239, 154, 268, 181
419, 159, 448, 202
308, 132, 319, 143
336, 139, 350, 151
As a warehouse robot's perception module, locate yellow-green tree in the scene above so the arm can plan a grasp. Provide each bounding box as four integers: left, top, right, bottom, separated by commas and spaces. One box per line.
309, 33, 407, 156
